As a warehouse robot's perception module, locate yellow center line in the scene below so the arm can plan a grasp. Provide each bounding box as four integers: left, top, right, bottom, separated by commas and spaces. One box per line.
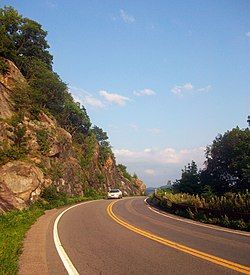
107, 200, 250, 274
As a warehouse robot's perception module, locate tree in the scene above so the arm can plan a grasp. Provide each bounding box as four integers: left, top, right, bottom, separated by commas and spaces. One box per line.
117, 164, 132, 181
92, 126, 110, 147
173, 161, 201, 194
0, 6, 52, 71
1, 6, 92, 140
201, 127, 250, 194
133, 173, 138, 179
58, 93, 91, 137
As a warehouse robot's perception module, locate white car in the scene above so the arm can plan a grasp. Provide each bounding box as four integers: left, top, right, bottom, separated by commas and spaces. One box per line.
107, 189, 123, 199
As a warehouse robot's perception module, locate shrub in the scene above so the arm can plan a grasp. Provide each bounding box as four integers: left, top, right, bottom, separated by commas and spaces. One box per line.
99, 146, 112, 166
117, 164, 132, 181
0, 59, 9, 75
0, 119, 29, 165
152, 191, 250, 231
47, 162, 63, 181
41, 185, 66, 202
84, 187, 100, 198
97, 172, 105, 184
77, 133, 96, 169
36, 129, 50, 154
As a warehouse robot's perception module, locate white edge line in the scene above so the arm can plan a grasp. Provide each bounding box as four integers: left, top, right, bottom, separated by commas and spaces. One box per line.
53, 200, 97, 275
144, 198, 250, 237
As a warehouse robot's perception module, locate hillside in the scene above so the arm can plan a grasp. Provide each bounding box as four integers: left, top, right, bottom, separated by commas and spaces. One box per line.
0, 60, 145, 212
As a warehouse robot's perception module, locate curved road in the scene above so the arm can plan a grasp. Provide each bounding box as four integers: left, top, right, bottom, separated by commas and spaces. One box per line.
21, 197, 250, 274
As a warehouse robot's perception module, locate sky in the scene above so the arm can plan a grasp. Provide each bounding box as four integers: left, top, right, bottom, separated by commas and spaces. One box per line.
1, 0, 250, 187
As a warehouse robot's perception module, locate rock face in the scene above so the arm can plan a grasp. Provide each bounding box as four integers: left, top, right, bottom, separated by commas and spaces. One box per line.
0, 58, 146, 212
0, 58, 25, 119
0, 161, 44, 210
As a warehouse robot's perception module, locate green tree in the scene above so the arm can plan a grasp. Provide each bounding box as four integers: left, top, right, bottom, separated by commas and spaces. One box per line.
0, 6, 52, 70
133, 173, 138, 179
173, 161, 201, 194
60, 95, 91, 137
92, 126, 109, 147
201, 127, 250, 194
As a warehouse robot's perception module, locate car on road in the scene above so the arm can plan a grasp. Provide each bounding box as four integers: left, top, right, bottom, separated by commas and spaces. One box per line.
107, 189, 123, 199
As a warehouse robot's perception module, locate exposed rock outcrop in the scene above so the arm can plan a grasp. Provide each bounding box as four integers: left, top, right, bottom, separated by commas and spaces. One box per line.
0, 161, 44, 210
0, 58, 25, 119
0, 58, 146, 212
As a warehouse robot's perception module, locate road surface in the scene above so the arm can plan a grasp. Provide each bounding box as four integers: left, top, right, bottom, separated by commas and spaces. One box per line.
20, 197, 250, 274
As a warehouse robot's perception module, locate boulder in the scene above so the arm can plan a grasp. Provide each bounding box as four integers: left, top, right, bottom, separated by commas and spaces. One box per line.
0, 161, 44, 210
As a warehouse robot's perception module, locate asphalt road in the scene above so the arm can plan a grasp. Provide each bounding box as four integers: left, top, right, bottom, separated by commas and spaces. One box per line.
40, 197, 250, 275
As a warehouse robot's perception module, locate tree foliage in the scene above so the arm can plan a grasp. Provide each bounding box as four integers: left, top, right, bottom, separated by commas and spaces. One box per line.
201, 127, 250, 194
173, 161, 200, 194
91, 125, 113, 164
174, 127, 250, 195
92, 126, 109, 146
0, 7, 91, 138
0, 6, 52, 70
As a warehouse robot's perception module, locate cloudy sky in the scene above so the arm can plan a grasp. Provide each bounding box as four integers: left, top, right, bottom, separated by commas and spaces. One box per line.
2, 0, 250, 187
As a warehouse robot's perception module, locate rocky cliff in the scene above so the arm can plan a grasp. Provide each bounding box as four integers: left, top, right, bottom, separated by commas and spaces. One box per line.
0, 59, 146, 212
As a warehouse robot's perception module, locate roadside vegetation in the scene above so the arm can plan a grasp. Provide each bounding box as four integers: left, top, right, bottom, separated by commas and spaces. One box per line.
149, 126, 250, 231
151, 190, 249, 231
0, 187, 103, 275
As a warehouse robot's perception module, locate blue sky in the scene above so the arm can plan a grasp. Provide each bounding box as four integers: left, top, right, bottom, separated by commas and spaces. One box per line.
2, 0, 250, 187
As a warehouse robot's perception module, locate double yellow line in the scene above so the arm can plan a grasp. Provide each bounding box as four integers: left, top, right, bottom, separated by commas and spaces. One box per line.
107, 201, 250, 274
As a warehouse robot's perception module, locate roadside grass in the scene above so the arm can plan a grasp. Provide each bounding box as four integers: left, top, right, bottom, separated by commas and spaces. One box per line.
0, 194, 103, 275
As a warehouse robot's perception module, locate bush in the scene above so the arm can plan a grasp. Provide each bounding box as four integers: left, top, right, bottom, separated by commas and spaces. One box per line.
117, 164, 132, 181
77, 133, 96, 169
47, 162, 63, 181
36, 128, 50, 154
84, 187, 100, 198
0, 119, 29, 165
151, 191, 250, 231
99, 145, 112, 166
0, 59, 9, 75
157, 191, 250, 214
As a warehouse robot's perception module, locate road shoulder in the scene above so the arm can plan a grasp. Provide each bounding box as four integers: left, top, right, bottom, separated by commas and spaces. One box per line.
19, 208, 61, 275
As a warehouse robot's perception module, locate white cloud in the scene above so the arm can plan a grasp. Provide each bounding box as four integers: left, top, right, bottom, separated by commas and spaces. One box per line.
245, 32, 250, 38
171, 83, 193, 95
134, 88, 156, 96
145, 169, 156, 176
171, 83, 212, 96
114, 147, 206, 186
84, 96, 104, 108
120, 9, 135, 23
69, 85, 104, 109
114, 147, 205, 165
99, 90, 130, 106
196, 85, 212, 93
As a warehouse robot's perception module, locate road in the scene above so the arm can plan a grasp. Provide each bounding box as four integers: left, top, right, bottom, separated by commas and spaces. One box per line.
20, 197, 250, 274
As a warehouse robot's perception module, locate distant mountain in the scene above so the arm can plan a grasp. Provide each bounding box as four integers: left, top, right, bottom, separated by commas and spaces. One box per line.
145, 187, 156, 195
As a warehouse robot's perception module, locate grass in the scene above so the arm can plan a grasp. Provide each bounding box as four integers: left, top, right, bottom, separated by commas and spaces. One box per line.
0, 194, 103, 275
